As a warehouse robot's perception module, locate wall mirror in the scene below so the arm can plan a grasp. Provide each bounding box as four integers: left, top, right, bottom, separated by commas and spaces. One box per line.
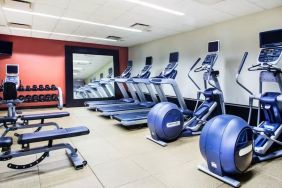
65, 46, 119, 107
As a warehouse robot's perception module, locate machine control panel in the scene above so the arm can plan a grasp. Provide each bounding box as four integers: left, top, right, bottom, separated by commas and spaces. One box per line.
203, 54, 217, 66
258, 48, 282, 65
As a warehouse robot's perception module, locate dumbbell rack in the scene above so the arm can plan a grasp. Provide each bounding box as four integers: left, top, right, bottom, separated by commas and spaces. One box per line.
0, 85, 63, 110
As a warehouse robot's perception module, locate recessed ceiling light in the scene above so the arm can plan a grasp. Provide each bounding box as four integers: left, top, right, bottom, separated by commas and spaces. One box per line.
2, 7, 142, 32
10, 27, 117, 42
73, 67, 84, 71
73, 60, 91, 65
123, 0, 184, 16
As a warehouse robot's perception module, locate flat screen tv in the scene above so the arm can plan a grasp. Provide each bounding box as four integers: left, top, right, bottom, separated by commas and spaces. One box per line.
0, 41, 13, 56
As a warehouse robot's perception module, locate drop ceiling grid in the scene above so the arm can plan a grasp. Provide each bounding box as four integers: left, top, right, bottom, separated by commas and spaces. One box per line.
0, 0, 281, 46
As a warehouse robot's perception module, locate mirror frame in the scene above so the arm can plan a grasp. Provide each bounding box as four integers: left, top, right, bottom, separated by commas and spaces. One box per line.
65, 46, 120, 107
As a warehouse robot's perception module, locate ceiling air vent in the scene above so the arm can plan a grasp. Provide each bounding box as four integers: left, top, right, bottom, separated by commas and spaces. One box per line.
130, 23, 151, 32
4, 0, 32, 10
8, 22, 31, 29
106, 36, 123, 41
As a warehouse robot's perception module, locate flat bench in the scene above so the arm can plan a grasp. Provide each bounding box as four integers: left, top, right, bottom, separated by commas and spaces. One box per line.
21, 112, 70, 121
18, 126, 89, 145
0, 116, 17, 124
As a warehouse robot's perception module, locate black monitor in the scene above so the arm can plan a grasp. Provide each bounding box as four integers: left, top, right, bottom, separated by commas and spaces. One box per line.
128, 60, 133, 67
169, 52, 179, 63
6, 64, 19, 75
260, 29, 282, 48
145, 56, 153, 65
0, 41, 13, 56
208, 41, 220, 53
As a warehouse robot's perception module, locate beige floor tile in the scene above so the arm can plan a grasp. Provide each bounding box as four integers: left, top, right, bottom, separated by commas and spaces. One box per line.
154, 162, 224, 188
118, 176, 168, 188
93, 158, 150, 188
0, 169, 40, 188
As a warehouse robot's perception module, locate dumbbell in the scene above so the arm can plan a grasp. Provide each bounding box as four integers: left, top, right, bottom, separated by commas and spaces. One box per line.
50, 84, 57, 91
51, 94, 58, 101
25, 85, 31, 91
32, 85, 38, 91
38, 85, 45, 91
25, 95, 32, 103
18, 84, 25, 91
39, 94, 45, 102
45, 85, 51, 91
32, 95, 39, 102
45, 94, 52, 101
18, 95, 25, 101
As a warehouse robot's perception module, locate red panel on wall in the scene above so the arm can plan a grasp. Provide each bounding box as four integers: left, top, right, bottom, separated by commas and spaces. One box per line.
0, 34, 128, 107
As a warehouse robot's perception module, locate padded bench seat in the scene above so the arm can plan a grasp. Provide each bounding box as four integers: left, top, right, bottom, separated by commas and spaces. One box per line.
18, 126, 89, 145
21, 112, 70, 121
0, 116, 17, 124
0, 137, 13, 148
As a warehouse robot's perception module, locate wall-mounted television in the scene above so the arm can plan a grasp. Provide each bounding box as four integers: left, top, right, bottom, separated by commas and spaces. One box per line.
0, 41, 13, 56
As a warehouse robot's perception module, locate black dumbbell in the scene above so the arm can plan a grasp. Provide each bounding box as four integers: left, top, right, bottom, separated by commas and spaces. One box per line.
50, 85, 57, 91
45, 94, 51, 101
18, 84, 25, 91
51, 94, 58, 101
18, 95, 25, 101
25, 95, 32, 102
25, 85, 31, 91
45, 85, 50, 91
32, 95, 39, 102
38, 85, 44, 91
39, 94, 45, 102
32, 85, 38, 91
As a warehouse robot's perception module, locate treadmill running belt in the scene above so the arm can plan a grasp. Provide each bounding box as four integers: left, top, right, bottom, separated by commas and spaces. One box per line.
98, 104, 152, 112
114, 111, 149, 121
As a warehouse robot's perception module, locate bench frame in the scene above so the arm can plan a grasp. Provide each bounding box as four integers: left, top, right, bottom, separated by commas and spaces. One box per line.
0, 140, 87, 170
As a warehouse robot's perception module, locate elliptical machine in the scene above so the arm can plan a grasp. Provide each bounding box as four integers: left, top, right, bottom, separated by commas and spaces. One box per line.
198, 29, 282, 187
147, 41, 225, 146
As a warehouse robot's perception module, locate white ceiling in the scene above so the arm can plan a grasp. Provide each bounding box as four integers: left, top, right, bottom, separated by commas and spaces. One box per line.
0, 0, 281, 47
73, 53, 113, 80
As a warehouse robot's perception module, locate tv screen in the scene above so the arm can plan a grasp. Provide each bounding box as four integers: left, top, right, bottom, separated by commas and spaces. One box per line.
0, 41, 13, 56
6, 65, 19, 74
260, 29, 282, 48
208, 41, 220, 53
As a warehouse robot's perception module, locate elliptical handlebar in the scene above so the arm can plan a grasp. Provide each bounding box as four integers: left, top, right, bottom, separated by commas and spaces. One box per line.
188, 58, 202, 90
207, 55, 221, 91
236, 52, 254, 96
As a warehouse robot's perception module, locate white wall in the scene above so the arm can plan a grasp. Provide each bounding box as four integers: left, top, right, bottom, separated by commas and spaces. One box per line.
129, 7, 282, 105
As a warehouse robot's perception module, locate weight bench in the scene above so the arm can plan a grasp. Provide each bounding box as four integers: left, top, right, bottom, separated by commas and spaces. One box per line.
0, 111, 70, 137
0, 126, 89, 170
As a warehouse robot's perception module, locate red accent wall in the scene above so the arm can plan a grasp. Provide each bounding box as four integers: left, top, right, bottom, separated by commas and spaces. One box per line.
0, 34, 128, 107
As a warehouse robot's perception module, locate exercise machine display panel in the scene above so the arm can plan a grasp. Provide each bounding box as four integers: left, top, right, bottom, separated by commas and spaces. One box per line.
6, 64, 19, 75
208, 41, 220, 53
260, 29, 282, 48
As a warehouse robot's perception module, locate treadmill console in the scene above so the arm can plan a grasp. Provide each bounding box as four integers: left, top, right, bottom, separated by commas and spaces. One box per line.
139, 56, 152, 77
258, 48, 282, 65
5, 64, 19, 87
121, 61, 133, 78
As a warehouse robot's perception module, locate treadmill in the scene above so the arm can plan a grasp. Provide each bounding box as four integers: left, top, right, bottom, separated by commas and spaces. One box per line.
113, 52, 180, 126
85, 61, 135, 108
97, 57, 155, 116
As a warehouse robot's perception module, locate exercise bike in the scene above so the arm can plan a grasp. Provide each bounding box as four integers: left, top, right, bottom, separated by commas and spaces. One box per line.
147, 41, 225, 146
198, 29, 282, 187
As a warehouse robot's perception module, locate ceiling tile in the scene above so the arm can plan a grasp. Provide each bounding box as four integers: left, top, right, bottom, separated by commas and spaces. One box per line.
11, 28, 31, 37
32, 31, 50, 39
34, 0, 70, 9
53, 20, 80, 34
32, 16, 58, 31
0, 26, 10, 34
247, 0, 282, 9
4, 11, 32, 25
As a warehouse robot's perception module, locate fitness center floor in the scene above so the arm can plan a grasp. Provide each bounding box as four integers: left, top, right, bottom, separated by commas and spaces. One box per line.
0, 107, 281, 188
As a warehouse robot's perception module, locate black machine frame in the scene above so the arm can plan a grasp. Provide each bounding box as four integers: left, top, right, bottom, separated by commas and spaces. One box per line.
65, 46, 120, 107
